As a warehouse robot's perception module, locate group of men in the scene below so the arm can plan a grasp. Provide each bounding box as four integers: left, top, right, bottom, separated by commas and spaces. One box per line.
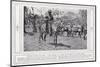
24, 9, 87, 44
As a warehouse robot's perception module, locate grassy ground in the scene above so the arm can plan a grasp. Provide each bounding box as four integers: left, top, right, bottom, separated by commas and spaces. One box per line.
24, 33, 87, 51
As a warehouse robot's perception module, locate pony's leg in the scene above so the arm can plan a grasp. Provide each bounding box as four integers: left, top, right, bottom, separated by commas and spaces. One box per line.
53, 32, 57, 44
44, 33, 47, 41
67, 31, 69, 37
40, 33, 43, 40
39, 33, 42, 43
53, 32, 55, 43
83, 30, 87, 40
50, 27, 53, 36
54, 32, 57, 48
38, 35, 41, 43
78, 31, 81, 38
83, 32, 86, 40
72, 31, 74, 37
55, 32, 57, 44
54, 36, 56, 43
55, 35, 57, 44
84, 32, 87, 40
83, 35, 85, 40
69, 31, 71, 37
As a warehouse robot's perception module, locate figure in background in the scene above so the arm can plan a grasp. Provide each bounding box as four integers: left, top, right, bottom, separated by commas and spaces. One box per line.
32, 15, 38, 32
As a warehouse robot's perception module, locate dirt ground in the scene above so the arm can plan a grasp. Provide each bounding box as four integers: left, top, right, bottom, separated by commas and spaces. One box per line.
24, 33, 87, 51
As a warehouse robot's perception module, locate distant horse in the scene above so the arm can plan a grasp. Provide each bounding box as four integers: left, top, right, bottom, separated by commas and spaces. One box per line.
63, 24, 72, 37
63, 24, 84, 38
71, 24, 87, 40
71, 25, 82, 37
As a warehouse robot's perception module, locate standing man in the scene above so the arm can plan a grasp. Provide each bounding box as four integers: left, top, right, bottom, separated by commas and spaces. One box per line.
44, 16, 49, 41
48, 10, 54, 36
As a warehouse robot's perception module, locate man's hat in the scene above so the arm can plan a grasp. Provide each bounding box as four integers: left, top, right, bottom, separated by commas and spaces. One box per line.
48, 10, 52, 13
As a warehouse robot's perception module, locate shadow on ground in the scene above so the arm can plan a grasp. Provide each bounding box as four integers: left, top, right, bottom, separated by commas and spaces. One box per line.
49, 43, 71, 48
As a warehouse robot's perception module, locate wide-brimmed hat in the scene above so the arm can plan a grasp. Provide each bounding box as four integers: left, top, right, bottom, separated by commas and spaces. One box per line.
48, 10, 52, 13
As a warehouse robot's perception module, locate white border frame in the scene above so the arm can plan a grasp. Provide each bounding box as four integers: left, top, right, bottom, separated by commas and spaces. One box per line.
10, 0, 96, 67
